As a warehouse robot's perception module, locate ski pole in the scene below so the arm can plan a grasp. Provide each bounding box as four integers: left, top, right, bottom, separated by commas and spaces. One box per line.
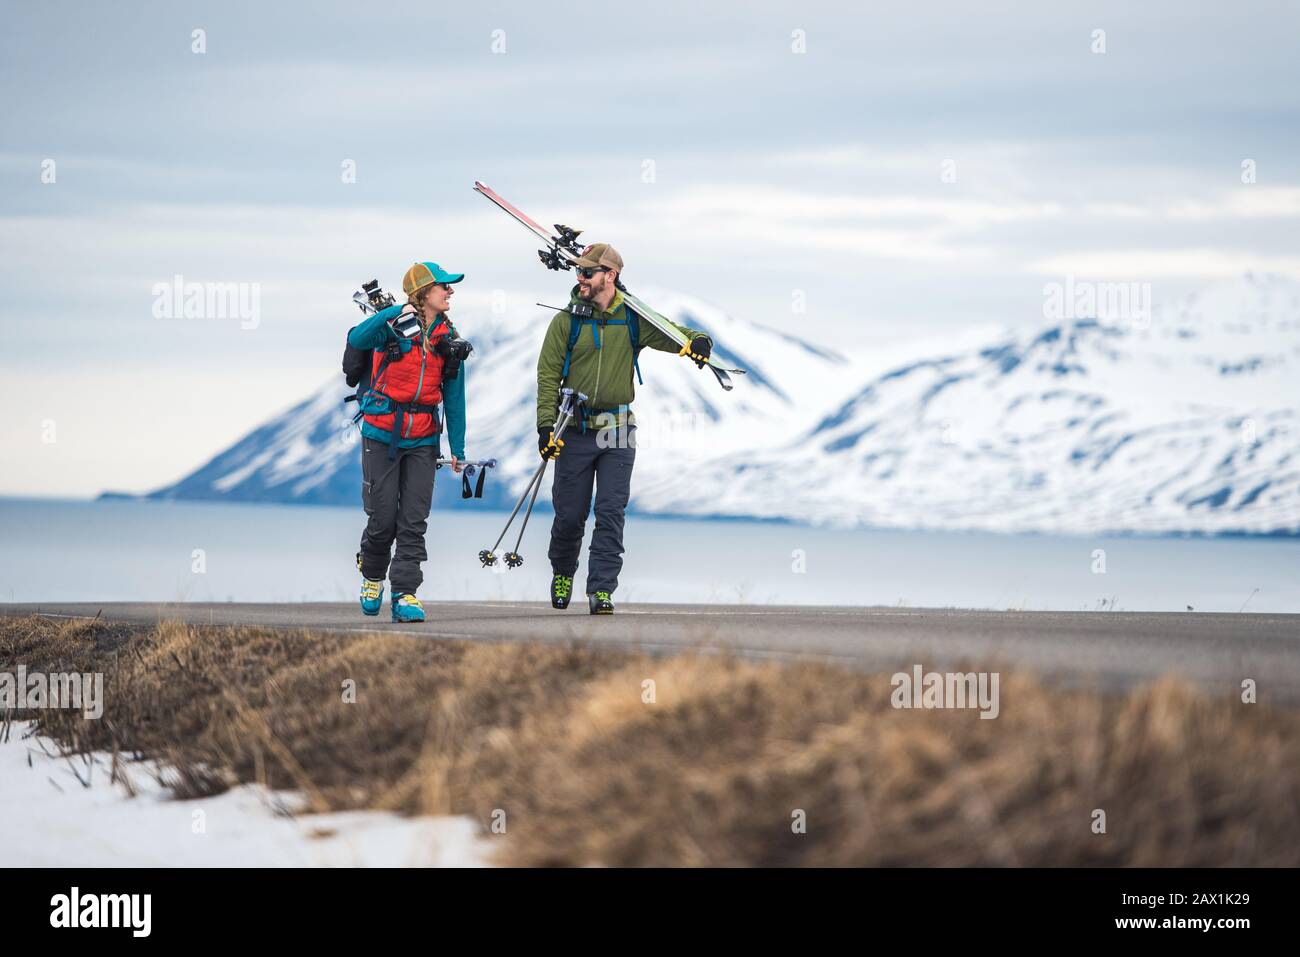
479, 389, 586, 568
502, 466, 547, 568
480, 458, 548, 566
436, 457, 497, 469
484, 399, 581, 568
501, 401, 583, 567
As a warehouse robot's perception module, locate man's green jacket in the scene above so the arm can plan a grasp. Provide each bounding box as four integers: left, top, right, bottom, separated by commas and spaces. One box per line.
535, 285, 712, 430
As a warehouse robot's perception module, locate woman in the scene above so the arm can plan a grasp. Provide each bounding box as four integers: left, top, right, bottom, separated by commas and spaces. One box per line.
348, 261, 468, 622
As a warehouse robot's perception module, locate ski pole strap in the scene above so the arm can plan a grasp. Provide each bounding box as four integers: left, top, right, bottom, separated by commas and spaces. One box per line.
459, 463, 490, 499
434, 457, 496, 499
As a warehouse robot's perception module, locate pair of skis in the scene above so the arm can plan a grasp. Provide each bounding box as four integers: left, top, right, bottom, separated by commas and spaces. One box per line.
472, 181, 747, 392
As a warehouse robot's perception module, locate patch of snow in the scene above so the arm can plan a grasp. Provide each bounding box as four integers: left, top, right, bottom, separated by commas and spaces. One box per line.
0, 723, 494, 867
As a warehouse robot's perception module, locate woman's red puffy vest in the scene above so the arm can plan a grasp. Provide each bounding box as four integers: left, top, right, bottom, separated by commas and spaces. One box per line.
363, 317, 450, 440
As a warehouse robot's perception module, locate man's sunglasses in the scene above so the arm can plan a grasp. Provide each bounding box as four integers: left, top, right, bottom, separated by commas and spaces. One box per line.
576, 267, 607, 279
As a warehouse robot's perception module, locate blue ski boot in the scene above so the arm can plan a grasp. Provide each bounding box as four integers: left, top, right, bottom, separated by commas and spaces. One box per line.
360, 578, 384, 616
357, 551, 384, 616
391, 592, 426, 623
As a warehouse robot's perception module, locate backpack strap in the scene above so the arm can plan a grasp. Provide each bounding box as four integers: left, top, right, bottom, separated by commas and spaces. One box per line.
558, 303, 646, 433
561, 314, 583, 379
386, 401, 440, 460
344, 346, 397, 413
560, 309, 644, 386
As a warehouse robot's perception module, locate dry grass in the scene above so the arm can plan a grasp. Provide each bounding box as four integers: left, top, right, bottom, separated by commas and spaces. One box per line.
3, 613, 1298, 866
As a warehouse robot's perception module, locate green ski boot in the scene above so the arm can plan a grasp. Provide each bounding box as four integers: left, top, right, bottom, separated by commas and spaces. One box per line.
588, 591, 614, 615
551, 574, 573, 609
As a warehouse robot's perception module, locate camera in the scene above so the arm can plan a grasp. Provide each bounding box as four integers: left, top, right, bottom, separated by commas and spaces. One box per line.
435, 336, 473, 379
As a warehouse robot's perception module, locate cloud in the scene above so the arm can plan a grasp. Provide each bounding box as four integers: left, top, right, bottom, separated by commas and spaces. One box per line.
1080, 189, 1300, 223
1026, 248, 1300, 279
1164, 188, 1300, 220
645, 186, 1064, 229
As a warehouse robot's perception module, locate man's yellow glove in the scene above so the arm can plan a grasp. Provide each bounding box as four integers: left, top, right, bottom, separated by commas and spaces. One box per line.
538, 427, 563, 460
679, 335, 712, 369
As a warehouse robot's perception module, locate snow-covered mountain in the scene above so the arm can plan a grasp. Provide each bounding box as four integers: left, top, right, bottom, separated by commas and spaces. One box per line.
140, 286, 857, 512
136, 275, 1300, 535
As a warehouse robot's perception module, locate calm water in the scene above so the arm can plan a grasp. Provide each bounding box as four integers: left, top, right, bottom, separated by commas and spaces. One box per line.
1, 497, 1297, 612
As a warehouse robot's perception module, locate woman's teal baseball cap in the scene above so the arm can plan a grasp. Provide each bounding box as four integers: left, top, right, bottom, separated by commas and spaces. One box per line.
402, 261, 465, 297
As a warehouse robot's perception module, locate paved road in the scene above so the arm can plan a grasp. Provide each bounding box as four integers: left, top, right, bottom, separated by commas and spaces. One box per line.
4, 601, 1299, 701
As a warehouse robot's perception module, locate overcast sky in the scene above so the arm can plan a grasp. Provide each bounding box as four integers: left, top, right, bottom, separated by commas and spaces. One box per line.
3, 0, 1299, 496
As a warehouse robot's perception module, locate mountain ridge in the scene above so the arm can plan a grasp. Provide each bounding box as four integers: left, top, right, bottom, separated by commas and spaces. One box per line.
114, 274, 1300, 535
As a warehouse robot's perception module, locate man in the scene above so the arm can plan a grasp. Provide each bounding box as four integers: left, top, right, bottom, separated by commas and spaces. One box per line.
348, 261, 468, 622
535, 243, 713, 615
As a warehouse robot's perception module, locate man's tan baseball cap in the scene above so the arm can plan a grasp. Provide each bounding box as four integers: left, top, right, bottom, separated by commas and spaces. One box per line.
575, 243, 623, 272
